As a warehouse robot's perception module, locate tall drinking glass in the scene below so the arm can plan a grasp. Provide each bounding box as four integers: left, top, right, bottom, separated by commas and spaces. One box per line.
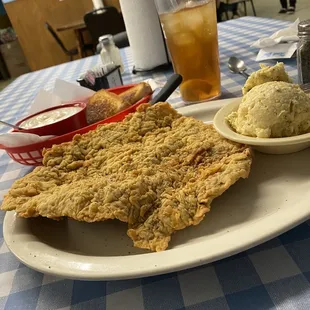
155, 0, 221, 103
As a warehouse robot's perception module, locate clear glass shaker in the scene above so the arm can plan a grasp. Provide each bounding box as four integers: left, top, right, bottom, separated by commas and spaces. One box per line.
99, 35, 124, 73
297, 20, 310, 84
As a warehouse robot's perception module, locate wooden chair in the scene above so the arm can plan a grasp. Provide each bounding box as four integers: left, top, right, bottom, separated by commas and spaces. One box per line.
84, 7, 126, 45
45, 22, 78, 61
45, 22, 94, 61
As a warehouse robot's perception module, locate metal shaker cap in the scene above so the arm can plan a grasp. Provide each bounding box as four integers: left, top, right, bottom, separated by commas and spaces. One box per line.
298, 20, 310, 36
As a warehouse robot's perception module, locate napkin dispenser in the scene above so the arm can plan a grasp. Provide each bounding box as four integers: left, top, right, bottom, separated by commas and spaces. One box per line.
77, 65, 123, 91
119, 0, 170, 73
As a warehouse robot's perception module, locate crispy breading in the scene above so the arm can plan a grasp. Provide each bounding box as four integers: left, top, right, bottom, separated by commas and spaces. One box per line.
1, 103, 252, 251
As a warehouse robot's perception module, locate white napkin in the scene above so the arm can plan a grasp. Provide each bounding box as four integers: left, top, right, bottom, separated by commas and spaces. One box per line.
252, 19, 299, 61
252, 19, 299, 48
53, 79, 95, 102
119, 0, 169, 70
30, 79, 94, 116
0, 132, 55, 148
29, 89, 62, 115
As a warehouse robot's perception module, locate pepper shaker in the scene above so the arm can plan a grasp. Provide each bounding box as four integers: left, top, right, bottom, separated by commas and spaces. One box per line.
297, 20, 310, 84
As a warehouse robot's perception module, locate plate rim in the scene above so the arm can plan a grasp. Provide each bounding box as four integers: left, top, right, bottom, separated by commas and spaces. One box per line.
4, 204, 310, 281
3, 98, 310, 281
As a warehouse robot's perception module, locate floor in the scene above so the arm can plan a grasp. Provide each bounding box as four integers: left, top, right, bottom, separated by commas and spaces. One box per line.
0, 0, 309, 91
247, 0, 310, 22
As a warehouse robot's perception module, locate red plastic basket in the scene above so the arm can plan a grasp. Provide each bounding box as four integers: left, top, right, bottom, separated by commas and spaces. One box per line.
0, 84, 151, 166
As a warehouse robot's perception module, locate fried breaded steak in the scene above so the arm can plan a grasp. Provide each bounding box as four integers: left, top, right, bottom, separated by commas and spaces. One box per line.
1, 103, 252, 251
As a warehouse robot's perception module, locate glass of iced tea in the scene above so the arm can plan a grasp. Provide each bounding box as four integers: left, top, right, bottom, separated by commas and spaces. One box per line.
155, 0, 221, 103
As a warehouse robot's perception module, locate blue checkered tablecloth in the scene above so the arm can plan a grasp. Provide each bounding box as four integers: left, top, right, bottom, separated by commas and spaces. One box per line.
1, 17, 310, 310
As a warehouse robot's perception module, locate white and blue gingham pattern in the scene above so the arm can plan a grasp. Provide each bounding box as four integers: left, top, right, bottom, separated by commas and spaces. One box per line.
1, 17, 310, 310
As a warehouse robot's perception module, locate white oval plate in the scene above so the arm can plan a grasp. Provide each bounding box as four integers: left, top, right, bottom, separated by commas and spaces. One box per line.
4, 98, 310, 280
213, 98, 310, 154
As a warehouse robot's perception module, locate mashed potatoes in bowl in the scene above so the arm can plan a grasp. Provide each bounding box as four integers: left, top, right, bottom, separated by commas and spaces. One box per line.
242, 62, 291, 95
227, 82, 310, 138
213, 63, 310, 154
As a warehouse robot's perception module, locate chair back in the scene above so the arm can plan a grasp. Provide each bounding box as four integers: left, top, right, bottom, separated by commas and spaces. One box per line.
84, 7, 126, 45
45, 22, 69, 54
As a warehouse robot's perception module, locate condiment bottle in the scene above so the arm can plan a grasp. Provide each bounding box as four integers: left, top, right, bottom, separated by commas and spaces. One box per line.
297, 20, 310, 84
99, 35, 124, 73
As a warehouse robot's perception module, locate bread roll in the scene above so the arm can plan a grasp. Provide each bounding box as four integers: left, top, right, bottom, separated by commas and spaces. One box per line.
86, 82, 153, 125
119, 82, 152, 106
86, 89, 129, 124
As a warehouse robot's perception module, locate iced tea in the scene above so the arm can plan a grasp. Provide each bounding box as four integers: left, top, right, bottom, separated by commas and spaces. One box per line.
160, 0, 220, 102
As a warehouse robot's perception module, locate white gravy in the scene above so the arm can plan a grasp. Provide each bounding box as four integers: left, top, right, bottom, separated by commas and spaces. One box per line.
20, 106, 82, 129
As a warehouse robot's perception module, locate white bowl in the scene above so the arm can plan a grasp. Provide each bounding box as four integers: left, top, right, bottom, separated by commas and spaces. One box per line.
213, 98, 310, 155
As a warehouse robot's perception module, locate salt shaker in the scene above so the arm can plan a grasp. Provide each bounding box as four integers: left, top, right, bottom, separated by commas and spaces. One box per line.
99, 35, 124, 73
297, 20, 310, 84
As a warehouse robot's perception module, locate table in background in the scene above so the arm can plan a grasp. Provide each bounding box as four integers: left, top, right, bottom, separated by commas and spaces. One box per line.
1, 17, 309, 310
56, 21, 89, 58
56, 21, 86, 32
